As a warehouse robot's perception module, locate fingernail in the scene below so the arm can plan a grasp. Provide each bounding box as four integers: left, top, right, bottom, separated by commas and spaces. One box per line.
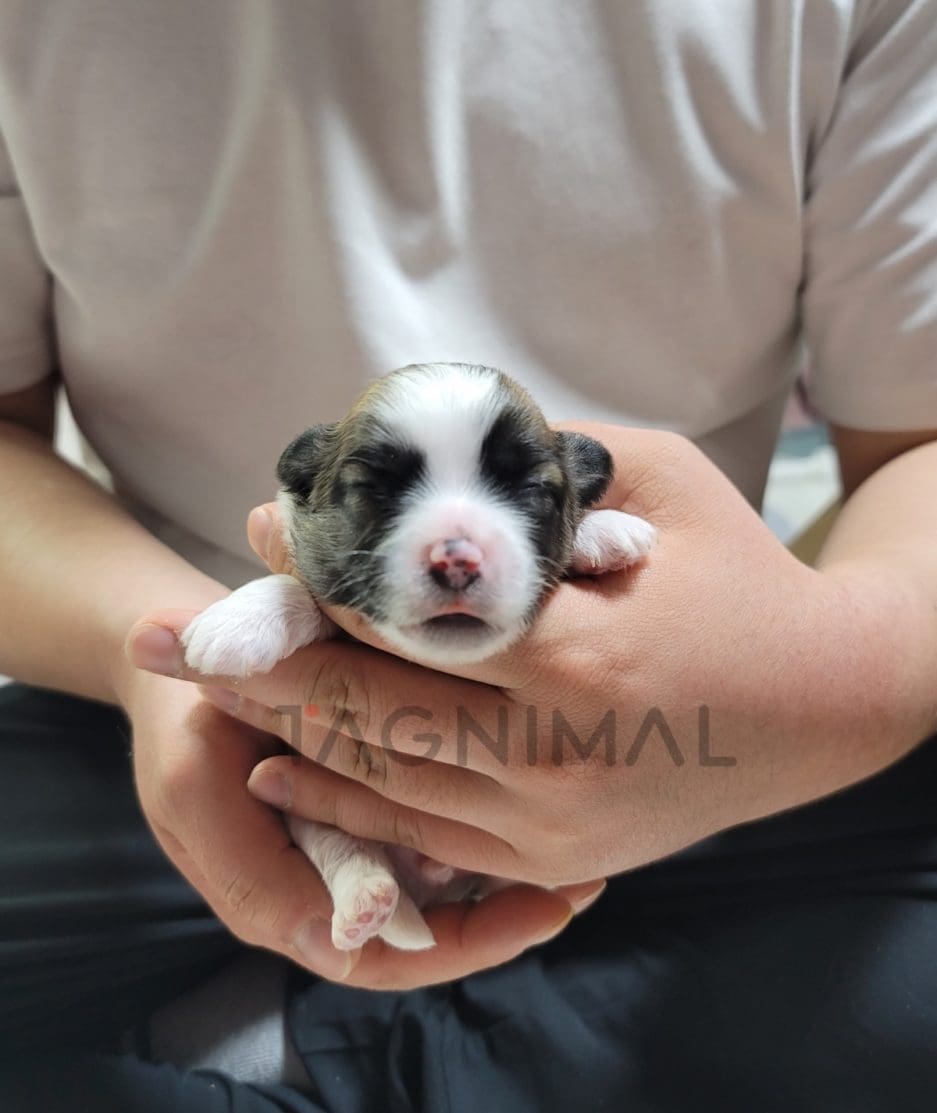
528, 906, 575, 948
198, 685, 241, 714
570, 880, 607, 914
248, 506, 274, 562
294, 921, 357, 980
248, 769, 291, 809
127, 625, 183, 676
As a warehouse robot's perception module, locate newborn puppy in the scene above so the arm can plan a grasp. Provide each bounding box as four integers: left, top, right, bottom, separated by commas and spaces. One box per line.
182, 363, 656, 951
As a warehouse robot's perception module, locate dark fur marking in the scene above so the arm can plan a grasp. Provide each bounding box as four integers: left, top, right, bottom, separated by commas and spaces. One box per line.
276, 423, 338, 501
555, 431, 614, 506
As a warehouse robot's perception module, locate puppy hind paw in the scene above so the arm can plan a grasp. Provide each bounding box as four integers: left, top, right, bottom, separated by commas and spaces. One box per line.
377, 889, 436, 952
331, 873, 400, 950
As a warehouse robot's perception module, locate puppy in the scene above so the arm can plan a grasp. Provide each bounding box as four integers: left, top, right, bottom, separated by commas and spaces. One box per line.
182, 363, 656, 951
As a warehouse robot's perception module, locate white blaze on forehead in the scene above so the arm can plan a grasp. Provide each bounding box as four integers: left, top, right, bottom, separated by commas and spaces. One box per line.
370, 364, 505, 492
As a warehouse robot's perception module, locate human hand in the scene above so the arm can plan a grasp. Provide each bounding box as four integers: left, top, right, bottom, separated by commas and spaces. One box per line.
123, 640, 602, 989
128, 425, 913, 894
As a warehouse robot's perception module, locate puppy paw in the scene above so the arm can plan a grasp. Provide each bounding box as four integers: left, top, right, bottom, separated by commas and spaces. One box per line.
377, 888, 437, 952
331, 872, 400, 950
287, 818, 437, 952
180, 573, 330, 677
570, 510, 657, 575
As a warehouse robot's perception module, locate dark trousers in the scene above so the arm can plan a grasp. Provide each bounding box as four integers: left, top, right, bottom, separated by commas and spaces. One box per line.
1, 682, 935, 1113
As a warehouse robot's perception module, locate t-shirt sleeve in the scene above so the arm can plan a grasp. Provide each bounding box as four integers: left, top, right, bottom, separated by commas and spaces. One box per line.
803, 0, 937, 429
0, 124, 53, 394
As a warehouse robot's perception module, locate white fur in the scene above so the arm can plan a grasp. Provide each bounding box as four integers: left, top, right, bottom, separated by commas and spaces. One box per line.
374, 489, 540, 664
180, 574, 333, 677
288, 817, 434, 951
569, 510, 658, 573
373, 365, 503, 493
366, 366, 546, 663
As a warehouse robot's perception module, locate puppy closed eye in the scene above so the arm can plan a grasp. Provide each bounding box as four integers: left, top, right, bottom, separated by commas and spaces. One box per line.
340, 446, 424, 496
505, 454, 565, 503
483, 451, 564, 511
517, 475, 563, 512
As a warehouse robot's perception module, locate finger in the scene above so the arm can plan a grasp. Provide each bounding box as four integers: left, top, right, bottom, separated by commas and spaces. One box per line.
336, 884, 578, 991
148, 697, 360, 981
201, 685, 508, 825
127, 621, 519, 774
124, 585, 621, 739
123, 550, 642, 706
561, 878, 608, 914
246, 751, 521, 875
122, 594, 574, 708
248, 503, 297, 576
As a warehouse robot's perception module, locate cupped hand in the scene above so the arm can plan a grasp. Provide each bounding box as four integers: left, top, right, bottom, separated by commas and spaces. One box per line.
124, 649, 600, 988
127, 425, 910, 913
123, 643, 601, 990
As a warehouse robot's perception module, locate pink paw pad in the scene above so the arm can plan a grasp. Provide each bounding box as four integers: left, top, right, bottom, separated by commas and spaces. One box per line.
331, 877, 399, 950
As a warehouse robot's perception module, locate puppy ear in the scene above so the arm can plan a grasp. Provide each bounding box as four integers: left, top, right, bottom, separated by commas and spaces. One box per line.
557, 431, 613, 507
276, 423, 338, 499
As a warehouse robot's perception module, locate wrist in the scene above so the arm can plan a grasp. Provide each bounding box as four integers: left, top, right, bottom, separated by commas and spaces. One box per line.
725, 562, 934, 832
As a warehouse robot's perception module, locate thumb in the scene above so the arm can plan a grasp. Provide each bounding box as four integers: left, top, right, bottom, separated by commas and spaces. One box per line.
248, 503, 297, 575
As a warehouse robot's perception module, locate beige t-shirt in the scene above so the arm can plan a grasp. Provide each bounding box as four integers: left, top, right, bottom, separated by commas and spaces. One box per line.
1, 1, 936, 587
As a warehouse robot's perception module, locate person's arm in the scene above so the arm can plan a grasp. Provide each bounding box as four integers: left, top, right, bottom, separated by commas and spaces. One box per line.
0, 377, 227, 704
816, 427, 937, 740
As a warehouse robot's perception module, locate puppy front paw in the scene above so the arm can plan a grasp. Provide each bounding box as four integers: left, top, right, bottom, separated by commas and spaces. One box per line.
570, 509, 657, 575
180, 573, 331, 677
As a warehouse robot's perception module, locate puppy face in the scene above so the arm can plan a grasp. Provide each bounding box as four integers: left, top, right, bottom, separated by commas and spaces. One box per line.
277, 363, 612, 664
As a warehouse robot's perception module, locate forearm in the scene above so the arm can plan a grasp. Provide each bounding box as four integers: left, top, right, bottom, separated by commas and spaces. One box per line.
0, 420, 227, 706
816, 439, 937, 743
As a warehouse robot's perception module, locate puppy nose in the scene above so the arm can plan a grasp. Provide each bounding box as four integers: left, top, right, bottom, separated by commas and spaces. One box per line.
428, 538, 483, 591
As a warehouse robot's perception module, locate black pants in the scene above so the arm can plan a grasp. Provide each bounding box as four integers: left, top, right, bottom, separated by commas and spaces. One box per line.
1, 683, 935, 1113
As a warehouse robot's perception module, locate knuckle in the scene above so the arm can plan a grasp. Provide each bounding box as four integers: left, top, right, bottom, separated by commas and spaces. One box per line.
305, 654, 375, 739
303, 653, 347, 712
388, 806, 426, 852
331, 738, 390, 793
221, 870, 260, 920
314, 734, 395, 800
354, 740, 389, 790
